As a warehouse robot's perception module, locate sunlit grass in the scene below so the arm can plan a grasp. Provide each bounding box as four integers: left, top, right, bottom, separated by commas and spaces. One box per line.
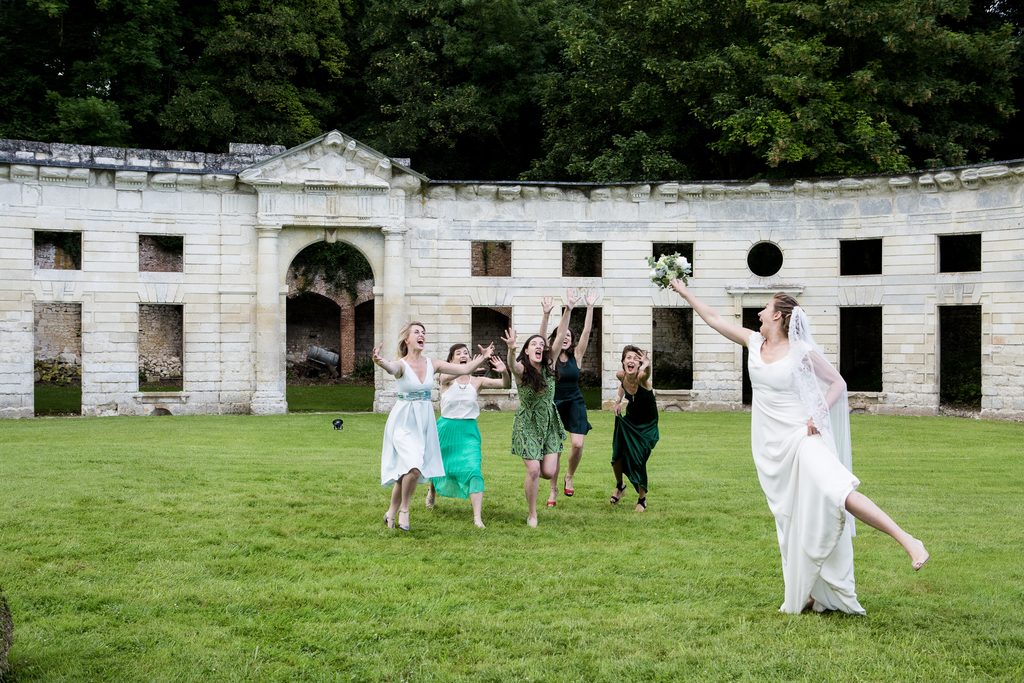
286, 385, 375, 412
0, 412, 1021, 682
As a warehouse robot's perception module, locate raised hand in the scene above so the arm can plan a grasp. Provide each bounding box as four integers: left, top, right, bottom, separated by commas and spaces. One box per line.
669, 278, 688, 296
490, 356, 507, 374
541, 296, 554, 315
477, 342, 495, 360
372, 343, 385, 365
566, 288, 581, 309
501, 328, 517, 350
639, 350, 651, 370
585, 289, 600, 307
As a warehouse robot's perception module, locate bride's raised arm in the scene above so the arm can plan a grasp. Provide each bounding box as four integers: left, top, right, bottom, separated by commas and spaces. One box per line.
669, 279, 752, 346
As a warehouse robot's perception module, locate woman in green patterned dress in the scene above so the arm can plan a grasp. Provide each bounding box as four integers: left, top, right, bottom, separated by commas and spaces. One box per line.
502, 328, 567, 527
611, 346, 659, 512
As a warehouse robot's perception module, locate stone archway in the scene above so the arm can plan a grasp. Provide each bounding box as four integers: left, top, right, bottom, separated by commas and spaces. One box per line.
285, 240, 375, 378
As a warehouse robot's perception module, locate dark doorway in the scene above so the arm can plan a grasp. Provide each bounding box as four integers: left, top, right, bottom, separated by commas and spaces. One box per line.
840, 307, 883, 391
652, 308, 693, 390
34, 302, 82, 415
139, 304, 184, 390
472, 307, 512, 377
741, 307, 761, 405
939, 305, 982, 407
286, 292, 341, 378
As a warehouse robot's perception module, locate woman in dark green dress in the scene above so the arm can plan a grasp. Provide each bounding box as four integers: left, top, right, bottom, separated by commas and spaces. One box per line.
502, 328, 567, 527
541, 289, 599, 504
611, 345, 659, 512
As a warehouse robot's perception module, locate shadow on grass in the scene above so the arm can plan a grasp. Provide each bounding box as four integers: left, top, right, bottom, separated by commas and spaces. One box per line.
34, 384, 81, 415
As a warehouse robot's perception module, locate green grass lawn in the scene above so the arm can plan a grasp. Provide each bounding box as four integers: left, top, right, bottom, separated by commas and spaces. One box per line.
287, 384, 375, 412
32, 385, 82, 416
0, 412, 1021, 682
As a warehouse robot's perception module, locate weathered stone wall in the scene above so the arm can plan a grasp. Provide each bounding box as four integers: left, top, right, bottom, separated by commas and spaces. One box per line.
138, 304, 183, 379
1, 131, 1022, 420
33, 302, 82, 362
471, 241, 511, 277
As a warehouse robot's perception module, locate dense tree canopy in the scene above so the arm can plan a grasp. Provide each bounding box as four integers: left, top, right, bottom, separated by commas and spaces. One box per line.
0, 0, 1020, 180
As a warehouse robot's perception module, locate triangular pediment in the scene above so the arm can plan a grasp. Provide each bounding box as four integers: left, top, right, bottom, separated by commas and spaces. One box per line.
237, 130, 427, 190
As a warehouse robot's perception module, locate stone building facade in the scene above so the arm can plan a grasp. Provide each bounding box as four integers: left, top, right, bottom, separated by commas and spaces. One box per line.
1, 131, 1022, 420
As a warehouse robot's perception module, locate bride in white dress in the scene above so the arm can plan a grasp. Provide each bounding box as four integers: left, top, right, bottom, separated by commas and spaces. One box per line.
670, 280, 929, 614
372, 321, 494, 532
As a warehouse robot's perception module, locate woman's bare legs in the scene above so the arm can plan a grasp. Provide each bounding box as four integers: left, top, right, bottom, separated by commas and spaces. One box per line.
395, 469, 420, 530
634, 484, 648, 512
548, 452, 560, 505
524, 454, 559, 527
609, 459, 626, 503
845, 490, 929, 570
563, 432, 585, 494
470, 491, 485, 529
425, 482, 436, 509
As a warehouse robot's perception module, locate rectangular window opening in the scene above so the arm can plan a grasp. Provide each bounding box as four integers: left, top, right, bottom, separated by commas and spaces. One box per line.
840, 307, 883, 391
562, 242, 602, 278
652, 308, 692, 390
939, 234, 981, 273
140, 235, 184, 272
34, 231, 82, 270
33, 302, 82, 415
139, 304, 184, 391
839, 239, 882, 276
939, 305, 982, 407
472, 307, 512, 378
471, 241, 512, 277
567, 307, 602, 408
652, 243, 695, 277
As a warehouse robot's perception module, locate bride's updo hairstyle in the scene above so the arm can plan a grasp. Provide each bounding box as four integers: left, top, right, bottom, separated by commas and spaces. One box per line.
446, 343, 468, 362
398, 321, 427, 356
772, 293, 800, 336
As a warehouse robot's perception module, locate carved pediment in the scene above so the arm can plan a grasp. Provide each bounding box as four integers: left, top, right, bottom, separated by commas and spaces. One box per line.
237, 130, 426, 194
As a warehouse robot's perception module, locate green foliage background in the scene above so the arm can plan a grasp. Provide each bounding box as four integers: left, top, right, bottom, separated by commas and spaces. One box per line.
2, 0, 1022, 180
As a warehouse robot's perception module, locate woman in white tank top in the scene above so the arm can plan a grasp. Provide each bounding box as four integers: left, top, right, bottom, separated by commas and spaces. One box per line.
425, 343, 511, 528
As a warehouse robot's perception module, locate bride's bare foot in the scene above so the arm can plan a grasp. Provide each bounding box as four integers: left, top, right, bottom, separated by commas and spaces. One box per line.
802, 596, 816, 612
474, 519, 486, 529
907, 537, 929, 571
527, 514, 538, 528
425, 483, 436, 509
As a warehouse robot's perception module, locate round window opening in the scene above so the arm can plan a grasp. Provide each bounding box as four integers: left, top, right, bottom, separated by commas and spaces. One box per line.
747, 242, 783, 277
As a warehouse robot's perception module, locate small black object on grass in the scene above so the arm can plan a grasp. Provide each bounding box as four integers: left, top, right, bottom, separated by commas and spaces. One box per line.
333, 418, 343, 431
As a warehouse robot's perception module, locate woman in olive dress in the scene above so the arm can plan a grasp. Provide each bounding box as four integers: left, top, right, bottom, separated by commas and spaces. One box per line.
611, 346, 659, 512
540, 289, 600, 504
501, 326, 568, 527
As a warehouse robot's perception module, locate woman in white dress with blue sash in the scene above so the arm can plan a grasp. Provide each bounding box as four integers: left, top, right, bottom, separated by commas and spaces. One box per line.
372, 321, 494, 532
670, 281, 929, 614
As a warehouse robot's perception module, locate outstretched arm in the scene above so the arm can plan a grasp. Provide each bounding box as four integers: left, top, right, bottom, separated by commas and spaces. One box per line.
613, 371, 625, 416
538, 296, 554, 337
434, 344, 494, 376
372, 343, 403, 378
670, 279, 752, 346
574, 289, 600, 363
551, 288, 577, 356
477, 356, 512, 389
638, 350, 653, 389
502, 329, 523, 382
810, 349, 847, 410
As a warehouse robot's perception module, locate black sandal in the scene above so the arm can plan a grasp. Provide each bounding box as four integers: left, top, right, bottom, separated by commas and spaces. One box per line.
610, 483, 627, 504
636, 497, 647, 511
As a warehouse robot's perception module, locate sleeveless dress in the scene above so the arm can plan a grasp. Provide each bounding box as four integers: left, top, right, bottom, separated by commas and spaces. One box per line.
747, 332, 864, 615
430, 380, 485, 499
511, 370, 565, 460
380, 358, 445, 486
611, 384, 659, 491
554, 356, 592, 435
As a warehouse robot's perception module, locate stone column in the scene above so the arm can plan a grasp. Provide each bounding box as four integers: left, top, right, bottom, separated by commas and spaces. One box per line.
374, 223, 408, 412
251, 224, 288, 415
340, 301, 355, 376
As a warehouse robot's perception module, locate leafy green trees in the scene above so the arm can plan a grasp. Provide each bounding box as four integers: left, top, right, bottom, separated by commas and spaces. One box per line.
525, 0, 1019, 181
350, 0, 563, 179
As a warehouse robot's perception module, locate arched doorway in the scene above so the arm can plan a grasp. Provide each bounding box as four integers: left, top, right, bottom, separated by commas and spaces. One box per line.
285, 240, 376, 411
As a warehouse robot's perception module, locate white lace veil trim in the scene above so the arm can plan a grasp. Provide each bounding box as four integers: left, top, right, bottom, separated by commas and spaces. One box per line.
788, 306, 855, 533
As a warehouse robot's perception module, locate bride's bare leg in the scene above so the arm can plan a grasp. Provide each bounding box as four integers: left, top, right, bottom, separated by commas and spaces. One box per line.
845, 491, 929, 570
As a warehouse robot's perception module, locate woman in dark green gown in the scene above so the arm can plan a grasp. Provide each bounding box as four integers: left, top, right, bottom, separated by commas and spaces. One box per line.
540, 289, 600, 504
611, 346, 659, 512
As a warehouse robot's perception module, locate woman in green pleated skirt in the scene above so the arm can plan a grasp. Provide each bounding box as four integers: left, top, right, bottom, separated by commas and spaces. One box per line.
611, 345, 659, 512
426, 343, 511, 528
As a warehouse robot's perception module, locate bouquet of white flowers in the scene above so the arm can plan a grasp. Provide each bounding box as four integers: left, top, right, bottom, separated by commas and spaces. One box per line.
646, 253, 691, 289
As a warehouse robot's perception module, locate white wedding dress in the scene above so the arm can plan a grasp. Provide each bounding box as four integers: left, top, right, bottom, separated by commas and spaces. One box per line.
747, 331, 865, 615
380, 359, 445, 487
